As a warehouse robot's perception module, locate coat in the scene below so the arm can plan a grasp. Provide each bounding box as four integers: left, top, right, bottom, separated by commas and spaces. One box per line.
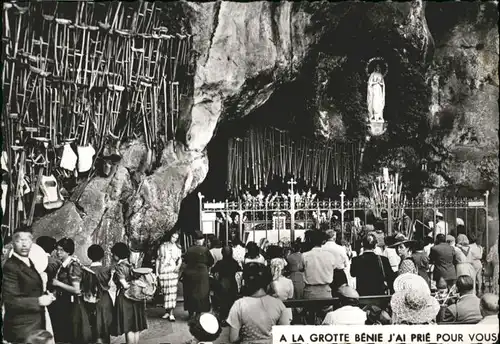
429, 243, 457, 281
441, 294, 482, 324
2, 255, 45, 343
350, 251, 396, 296
182, 245, 214, 312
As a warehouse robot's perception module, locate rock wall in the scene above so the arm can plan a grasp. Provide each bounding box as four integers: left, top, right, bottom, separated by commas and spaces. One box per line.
30, 1, 498, 257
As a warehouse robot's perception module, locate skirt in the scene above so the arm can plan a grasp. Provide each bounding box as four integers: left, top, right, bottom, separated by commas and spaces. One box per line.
289, 271, 305, 300
51, 295, 92, 344
112, 290, 148, 335
182, 266, 211, 313
85, 291, 113, 342
159, 270, 179, 310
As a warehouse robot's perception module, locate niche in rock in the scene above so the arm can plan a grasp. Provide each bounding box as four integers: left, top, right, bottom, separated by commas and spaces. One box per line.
308, 12, 436, 197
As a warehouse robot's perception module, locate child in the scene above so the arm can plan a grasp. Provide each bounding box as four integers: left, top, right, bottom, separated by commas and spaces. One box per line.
83, 244, 114, 344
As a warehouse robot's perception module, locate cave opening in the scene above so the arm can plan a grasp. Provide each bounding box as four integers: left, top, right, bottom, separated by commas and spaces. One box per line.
177, 8, 437, 235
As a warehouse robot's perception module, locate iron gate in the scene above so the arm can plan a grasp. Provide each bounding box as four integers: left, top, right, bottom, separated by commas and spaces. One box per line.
197, 187, 490, 248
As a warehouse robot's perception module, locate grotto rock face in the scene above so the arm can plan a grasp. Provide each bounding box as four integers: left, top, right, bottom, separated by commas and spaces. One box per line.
185, 1, 317, 152
32, 140, 208, 262
425, 2, 499, 211
31, 1, 498, 254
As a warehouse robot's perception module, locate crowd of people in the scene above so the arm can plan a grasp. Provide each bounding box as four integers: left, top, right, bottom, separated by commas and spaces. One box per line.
1, 218, 499, 344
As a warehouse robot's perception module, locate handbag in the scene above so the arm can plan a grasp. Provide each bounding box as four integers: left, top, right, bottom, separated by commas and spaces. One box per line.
377, 255, 390, 295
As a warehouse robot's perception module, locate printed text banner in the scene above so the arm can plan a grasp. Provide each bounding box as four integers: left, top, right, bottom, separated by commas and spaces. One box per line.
272, 325, 499, 344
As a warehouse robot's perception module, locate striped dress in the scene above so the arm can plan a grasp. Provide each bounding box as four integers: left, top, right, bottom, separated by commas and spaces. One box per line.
157, 242, 182, 310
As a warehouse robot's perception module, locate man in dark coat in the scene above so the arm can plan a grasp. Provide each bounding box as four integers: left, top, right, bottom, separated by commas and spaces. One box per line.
351, 233, 396, 296
429, 234, 457, 288
3, 226, 55, 343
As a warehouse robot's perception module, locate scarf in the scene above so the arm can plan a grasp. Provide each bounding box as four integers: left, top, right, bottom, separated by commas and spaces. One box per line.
270, 258, 287, 281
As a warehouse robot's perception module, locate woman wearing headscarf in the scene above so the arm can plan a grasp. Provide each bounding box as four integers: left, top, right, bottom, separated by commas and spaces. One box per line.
182, 231, 214, 319
269, 258, 294, 323
156, 231, 182, 321
211, 246, 241, 325
227, 263, 290, 344
51, 238, 92, 344
455, 234, 477, 294
111, 242, 147, 344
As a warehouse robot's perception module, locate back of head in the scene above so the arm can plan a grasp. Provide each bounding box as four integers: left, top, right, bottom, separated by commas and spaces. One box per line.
242, 262, 272, 295
36, 236, 56, 254
435, 233, 446, 244
456, 275, 474, 294
456, 234, 469, 246
467, 233, 477, 244
211, 238, 222, 248
415, 239, 425, 251
221, 245, 233, 259
480, 293, 499, 316
338, 285, 359, 306
308, 229, 325, 247
362, 233, 377, 251
424, 236, 434, 246
111, 242, 130, 260
266, 245, 283, 260
87, 244, 105, 262
246, 242, 259, 258
446, 235, 455, 245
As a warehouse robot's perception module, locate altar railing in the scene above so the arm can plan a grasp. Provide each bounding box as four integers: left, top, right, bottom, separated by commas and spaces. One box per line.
197, 191, 491, 248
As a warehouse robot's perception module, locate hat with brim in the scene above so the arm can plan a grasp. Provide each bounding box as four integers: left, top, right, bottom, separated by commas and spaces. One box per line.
388, 235, 416, 249
391, 289, 440, 324
436, 211, 444, 218
394, 273, 431, 295
193, 230, 204, 240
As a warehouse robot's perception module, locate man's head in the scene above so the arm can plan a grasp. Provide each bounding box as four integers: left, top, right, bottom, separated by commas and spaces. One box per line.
435, 234, 446, 244
480, 293, 499, 317
456, 275, 475, 295
325, 229, 336, 241
362, 233, 377, 251
337, 285, 360, 307
12, 225, 33, 257
309, 229, 325, 248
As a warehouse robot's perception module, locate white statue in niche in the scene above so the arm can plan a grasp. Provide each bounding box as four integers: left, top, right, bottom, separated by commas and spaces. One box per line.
366, 58, 388, 122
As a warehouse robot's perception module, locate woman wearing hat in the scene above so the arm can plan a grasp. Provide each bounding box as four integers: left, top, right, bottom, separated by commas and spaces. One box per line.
391, 287, 440, 324
182, 230, 214, 319
390, 235, 418, 275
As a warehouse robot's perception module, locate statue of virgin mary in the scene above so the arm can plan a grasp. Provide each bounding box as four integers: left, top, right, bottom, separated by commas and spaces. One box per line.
367, 63, 386, 121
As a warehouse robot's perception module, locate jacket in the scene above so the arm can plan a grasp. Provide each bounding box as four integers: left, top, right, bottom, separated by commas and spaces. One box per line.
350, 251, 396, 296
2, 255, 45, 343
441, 294, 482, 324
429, 243, 457, 281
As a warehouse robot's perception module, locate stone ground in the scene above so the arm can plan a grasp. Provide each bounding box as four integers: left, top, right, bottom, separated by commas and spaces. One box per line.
110, 304, 231, 344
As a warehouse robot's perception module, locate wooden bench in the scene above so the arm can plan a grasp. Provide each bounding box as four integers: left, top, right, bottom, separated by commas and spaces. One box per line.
284, 295, 392, 309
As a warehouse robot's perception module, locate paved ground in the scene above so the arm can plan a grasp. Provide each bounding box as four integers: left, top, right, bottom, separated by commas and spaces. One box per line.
110, 302, 231, 344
